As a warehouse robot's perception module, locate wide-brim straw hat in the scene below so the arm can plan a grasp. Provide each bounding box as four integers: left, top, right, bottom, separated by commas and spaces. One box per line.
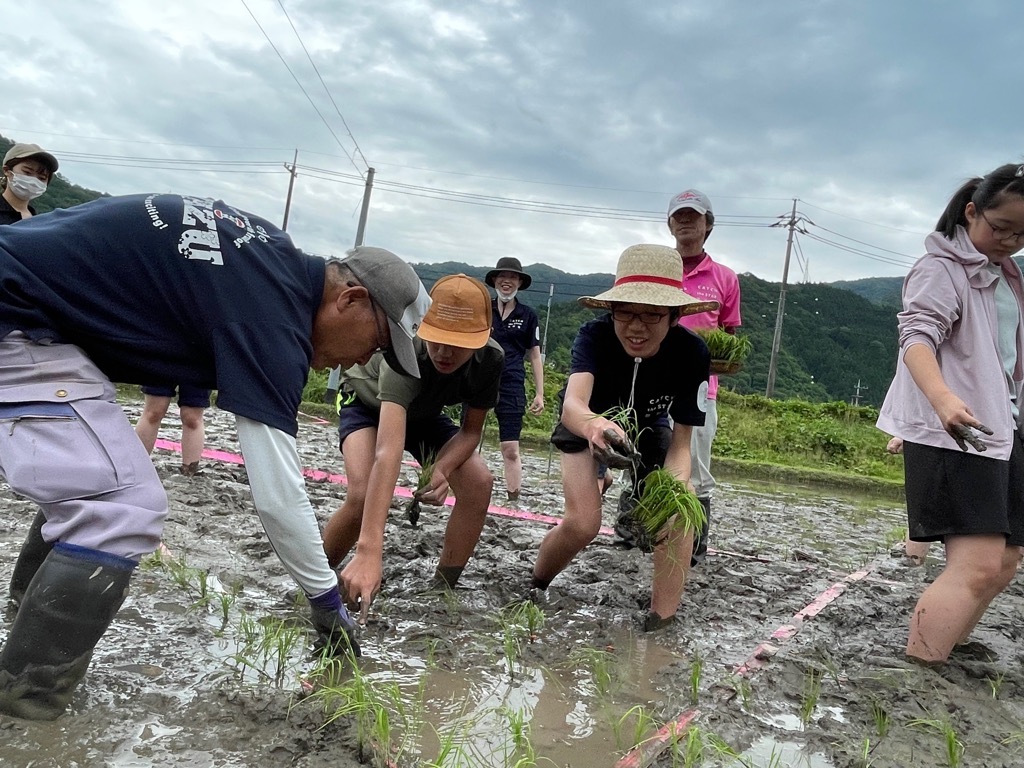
579, 244, 720, 316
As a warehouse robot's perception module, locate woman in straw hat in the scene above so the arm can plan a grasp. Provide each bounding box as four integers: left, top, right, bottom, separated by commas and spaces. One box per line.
528, 244, 718, 631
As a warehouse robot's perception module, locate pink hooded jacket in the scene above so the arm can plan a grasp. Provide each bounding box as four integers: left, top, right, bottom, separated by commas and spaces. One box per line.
877, 227, 1024, 461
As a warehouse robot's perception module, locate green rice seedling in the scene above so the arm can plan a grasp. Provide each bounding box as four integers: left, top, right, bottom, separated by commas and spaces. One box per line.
614, 705, 656, 752
569, 646, 617, 697
909, 718, 964, 768
426, 721, 472, 768
859, 738, 875, 768
229, 613, 305, 686
869, 699, 890, 738
693, 327, 753, 368
406, 449, 437, 527
516, 599, 545, 642
987, 672, 1005, 699
1001, 731, 1024, 748
630, 469, 706, 552
689, 650, 703, 704
798, 667, 822, 724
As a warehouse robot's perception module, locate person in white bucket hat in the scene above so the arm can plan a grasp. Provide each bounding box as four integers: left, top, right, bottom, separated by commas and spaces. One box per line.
528, 244, 717, 632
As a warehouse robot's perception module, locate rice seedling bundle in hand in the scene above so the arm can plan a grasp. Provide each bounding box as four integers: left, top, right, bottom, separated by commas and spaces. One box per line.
630, 469, 706, 551
406, 451, 437, 527
693, 328, 752, 375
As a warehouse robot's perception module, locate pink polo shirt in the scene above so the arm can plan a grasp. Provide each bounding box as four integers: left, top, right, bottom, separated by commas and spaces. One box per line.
677, 252, 742, 400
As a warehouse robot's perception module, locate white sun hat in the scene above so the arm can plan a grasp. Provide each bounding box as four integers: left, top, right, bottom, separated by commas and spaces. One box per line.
579, 244, 720, 316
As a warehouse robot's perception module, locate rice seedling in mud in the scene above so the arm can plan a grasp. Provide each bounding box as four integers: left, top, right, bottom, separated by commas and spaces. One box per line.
629, 469, 706, 554
613, 704, 657, 753
1002, 730, 1024, 747
692, 327, 753, 373
493, 603, 532, 680
858, 737, 876, 768
406, 449, 438, 527
909, 717, 965, 768
689, 650, 704, 705
798, 667, 822, 724
568, 646, 618, 697
667, 727, 744, 768
229, 612, 306, 686
505, 599, 545, 643
986, 672, 1005, 699
498, 706, 554, 767
869, 699, 890, 738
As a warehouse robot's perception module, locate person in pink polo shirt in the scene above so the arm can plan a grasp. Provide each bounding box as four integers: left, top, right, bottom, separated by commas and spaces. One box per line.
664, 188, 741, 565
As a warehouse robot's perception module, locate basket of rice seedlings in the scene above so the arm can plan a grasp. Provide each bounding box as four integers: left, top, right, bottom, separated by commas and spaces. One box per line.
628, 469, 706, 553
693, 328, 752, 375
406, 450, 437, 527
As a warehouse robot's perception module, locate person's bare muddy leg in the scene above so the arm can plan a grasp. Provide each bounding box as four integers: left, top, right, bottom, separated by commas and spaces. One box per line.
906, 535, 1015, 663
532, 451, 601, 588
436, 454, 493, 583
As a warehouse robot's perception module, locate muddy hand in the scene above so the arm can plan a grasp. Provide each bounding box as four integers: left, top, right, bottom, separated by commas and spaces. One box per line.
591, 428, 640, 469
950, 422, 992, 452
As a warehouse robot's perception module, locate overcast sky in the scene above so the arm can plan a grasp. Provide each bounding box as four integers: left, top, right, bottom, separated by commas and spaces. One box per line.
5, 0, 1023, 293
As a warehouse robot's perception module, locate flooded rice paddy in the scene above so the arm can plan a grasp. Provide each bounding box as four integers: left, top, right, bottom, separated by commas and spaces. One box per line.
2, 402, 1024, 767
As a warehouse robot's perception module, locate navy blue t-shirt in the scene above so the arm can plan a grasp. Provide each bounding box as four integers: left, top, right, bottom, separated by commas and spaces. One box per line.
564, 314, 710, 429
491, 298, 540, 390
0, 194, 324, 436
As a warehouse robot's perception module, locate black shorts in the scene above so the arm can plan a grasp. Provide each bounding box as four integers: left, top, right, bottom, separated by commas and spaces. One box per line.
140, 384, 212, 409
495, 383, 526, 442
337, 399, 459, 465
904, 435, 1024, 546
551, 421, 671, 497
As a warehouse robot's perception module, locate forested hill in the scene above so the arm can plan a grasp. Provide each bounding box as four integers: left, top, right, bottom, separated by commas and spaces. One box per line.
413, 261, 901, 407
0, 129, 898, 407
0, 137, 105, 212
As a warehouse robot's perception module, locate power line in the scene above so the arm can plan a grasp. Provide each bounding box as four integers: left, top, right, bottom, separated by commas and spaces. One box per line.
798, 199, 929, 236
800, 231, 917, 268
238, 0, 364, 178
275, 0, 370, 171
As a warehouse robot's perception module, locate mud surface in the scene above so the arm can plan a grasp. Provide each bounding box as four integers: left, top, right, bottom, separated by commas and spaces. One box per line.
2, 402, 1024, 767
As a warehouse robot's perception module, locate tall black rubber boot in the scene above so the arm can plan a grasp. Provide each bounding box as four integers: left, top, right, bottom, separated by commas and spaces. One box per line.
691, 497, 711, 568
0, 543, 134, 720
8, 509, 52, 609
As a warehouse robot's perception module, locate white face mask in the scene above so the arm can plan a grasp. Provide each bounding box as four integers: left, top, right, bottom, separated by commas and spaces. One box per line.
7, 173, 48, 202
497, 287, 518, 303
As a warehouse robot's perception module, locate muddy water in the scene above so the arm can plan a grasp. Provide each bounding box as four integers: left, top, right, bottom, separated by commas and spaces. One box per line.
1, 402, 1023, 767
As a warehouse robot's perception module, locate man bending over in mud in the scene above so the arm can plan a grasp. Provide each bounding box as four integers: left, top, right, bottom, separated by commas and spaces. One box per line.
0, 194, 429, 720
323, 274, 503, 623
528, 244, 716, 631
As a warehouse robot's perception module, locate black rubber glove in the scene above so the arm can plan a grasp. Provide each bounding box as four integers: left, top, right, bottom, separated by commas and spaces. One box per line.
308, 588, 361, 657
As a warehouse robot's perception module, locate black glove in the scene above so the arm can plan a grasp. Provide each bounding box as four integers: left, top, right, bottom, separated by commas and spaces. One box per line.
308, 589, 361, 657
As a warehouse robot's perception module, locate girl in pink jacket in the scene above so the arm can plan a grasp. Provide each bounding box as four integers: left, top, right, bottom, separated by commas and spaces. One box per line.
878, 163, 1024, 664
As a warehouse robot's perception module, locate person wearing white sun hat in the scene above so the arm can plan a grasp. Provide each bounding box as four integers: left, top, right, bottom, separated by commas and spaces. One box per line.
529, 243, 717, 632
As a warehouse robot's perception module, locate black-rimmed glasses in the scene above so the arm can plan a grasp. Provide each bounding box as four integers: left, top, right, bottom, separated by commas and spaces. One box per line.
611, 308, 670, 325
979, 209, 1024, 244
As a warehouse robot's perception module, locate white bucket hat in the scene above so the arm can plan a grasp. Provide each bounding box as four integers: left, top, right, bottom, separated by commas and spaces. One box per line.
579, 244, 720, 316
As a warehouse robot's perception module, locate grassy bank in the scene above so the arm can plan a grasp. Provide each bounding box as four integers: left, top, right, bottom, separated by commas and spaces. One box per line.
126, 376, 905, 497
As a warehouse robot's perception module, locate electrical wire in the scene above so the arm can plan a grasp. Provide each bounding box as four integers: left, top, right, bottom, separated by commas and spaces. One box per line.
275, 0, 370, 171
238, 0, 364, 178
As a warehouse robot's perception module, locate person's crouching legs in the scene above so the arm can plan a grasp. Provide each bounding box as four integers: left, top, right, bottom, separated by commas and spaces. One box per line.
434, 454, 494, 588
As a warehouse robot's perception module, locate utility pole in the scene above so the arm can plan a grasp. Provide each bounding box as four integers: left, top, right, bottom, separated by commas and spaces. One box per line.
325, 166, 377, 404
765, 199, 798, 399
281, 149, 298, 231
353, 167, 375, 247
540, 283, 554, 364
852, 379, 868, 406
